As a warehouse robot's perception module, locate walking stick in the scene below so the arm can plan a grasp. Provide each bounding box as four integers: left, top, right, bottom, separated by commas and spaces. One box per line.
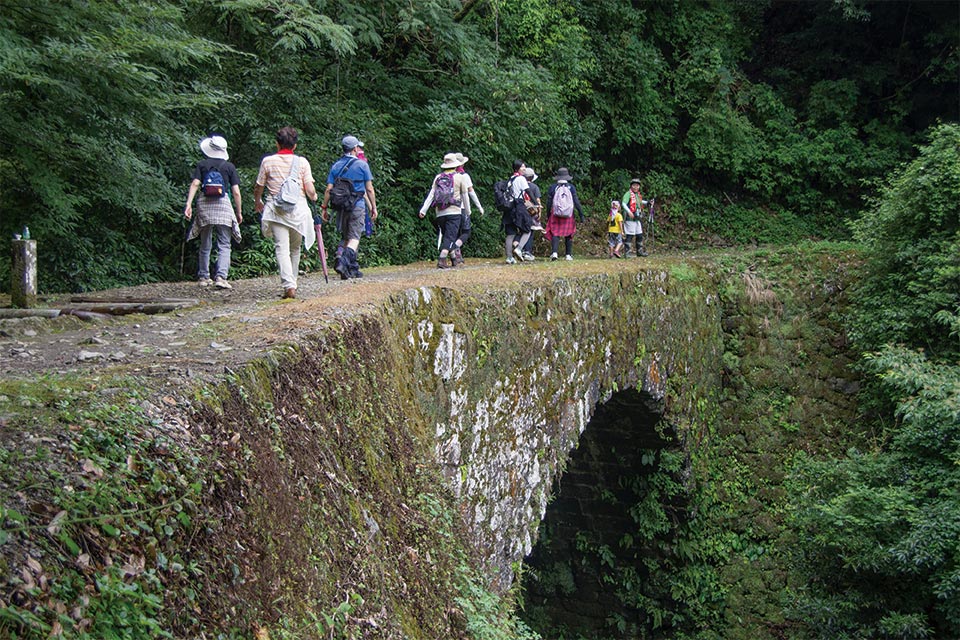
647, 198, 655, 254
311, 204, 329, 283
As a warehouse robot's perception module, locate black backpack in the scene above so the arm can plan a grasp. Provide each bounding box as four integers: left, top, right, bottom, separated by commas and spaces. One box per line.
492, 177, 516, 214
328, 157, 359, 213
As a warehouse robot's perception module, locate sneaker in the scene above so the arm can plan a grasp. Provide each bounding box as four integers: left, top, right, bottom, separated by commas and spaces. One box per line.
505, 257, 517, 265
513, 244, 524, 261
214, 277, 232, 290
565, 254, 573, 261
198, 278, 213, 287
522, 252, 535, 262
550, 252, 558, 261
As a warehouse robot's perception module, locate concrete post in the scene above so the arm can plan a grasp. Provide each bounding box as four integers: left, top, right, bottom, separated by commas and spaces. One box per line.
11, 239, 37, 308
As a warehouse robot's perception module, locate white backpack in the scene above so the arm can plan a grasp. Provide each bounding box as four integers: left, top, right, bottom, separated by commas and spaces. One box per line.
552, 183, 574, 217
274, 156, 302, 213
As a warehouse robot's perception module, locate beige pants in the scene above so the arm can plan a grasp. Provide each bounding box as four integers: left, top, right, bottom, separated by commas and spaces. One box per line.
267, 221, 303, 290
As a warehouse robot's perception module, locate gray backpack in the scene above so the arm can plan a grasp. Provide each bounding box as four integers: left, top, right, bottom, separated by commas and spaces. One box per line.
274, 155, 302, 213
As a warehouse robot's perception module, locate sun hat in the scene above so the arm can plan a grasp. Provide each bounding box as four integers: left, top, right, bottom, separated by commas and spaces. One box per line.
341, 135, 364, 150
200, 135, 229, 161
523, 167, 538, 181
553, 167, 573, 181
454, 152, 469, 165
440, 152, 462, 169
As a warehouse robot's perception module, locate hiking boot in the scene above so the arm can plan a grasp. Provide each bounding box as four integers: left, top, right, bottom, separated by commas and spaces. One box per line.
550, 252, 558, 261
198, 278, 213, 287
334, 257, 349, 280
438, 256, 452, 269
452, 248, 464, 267
565, 254, 573, 261
214, 277, 232, 290
282, 287, 296, 299
337, 247, 358, 280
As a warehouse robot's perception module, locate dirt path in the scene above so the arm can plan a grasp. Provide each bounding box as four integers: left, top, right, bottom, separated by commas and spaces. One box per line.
1, 257, 668, 388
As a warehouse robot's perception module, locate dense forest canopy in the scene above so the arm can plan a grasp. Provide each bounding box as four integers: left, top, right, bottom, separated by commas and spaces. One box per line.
0, 0, 956, 292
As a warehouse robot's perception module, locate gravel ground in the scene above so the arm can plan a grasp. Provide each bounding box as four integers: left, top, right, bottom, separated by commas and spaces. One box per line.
1, 256, 658, 387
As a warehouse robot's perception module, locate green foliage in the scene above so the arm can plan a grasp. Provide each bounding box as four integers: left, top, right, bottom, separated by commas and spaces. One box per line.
848, 123, 960, 361
0, 0, 231, 291
785, 125, 960, 638
525, 447, 728, 639
786, 348, 960, 638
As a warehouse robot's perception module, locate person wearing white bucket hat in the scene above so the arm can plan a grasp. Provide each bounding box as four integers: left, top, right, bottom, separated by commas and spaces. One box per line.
419, 152, 470, 268
183, 135, 242, 289
450, 152, 484, 267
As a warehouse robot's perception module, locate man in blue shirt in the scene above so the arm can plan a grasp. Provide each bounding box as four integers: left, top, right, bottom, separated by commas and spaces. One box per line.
321, 135, 378, 279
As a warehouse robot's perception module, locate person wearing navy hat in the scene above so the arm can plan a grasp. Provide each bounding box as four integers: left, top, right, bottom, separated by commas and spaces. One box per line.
321, 135, 377, 279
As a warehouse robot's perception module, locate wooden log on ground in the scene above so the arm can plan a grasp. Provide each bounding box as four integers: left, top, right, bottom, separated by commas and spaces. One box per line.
66, 302, 198, 315
59, 309, 113, 321
0, 308, 61, 319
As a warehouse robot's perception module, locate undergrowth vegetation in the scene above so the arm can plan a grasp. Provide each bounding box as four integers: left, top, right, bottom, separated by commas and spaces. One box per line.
0, 352, 535, 639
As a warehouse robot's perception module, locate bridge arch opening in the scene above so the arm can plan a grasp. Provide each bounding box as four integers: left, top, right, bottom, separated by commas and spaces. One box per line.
520, 387, 686, 638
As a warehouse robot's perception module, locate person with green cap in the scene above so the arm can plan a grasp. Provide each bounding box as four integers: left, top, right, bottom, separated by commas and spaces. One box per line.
621, 178, 648, 256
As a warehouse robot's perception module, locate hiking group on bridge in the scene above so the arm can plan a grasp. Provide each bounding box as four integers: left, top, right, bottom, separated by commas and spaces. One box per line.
184, 128, 651, 299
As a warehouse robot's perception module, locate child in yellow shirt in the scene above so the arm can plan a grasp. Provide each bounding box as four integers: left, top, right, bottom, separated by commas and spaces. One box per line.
607, 201, 624, 258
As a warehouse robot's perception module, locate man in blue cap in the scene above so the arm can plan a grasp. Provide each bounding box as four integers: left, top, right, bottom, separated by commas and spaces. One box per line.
321, 135, 378, 278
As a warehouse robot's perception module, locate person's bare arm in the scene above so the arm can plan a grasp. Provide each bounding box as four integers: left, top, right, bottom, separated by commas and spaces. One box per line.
231, 184, 243, 223
254, 184, 265, 214
365, 181, 378, 221
184, 179, 200, 220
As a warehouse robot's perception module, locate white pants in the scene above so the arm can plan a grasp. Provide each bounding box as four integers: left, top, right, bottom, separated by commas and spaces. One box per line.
268, 221, 303, 290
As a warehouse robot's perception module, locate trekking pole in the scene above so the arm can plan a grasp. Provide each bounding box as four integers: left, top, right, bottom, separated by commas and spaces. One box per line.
648, 198, 655, 254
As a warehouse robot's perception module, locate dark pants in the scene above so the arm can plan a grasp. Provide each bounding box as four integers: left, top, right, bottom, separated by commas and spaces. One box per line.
456, 212, 472, 247
437, 215, 461, 254
551, 236, 573, 256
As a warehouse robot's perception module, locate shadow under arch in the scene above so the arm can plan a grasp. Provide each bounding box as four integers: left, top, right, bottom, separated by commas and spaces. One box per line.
520, 386, 686, 639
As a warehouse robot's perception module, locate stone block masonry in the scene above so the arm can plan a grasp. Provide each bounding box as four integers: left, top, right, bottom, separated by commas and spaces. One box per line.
387, 268, 724, 590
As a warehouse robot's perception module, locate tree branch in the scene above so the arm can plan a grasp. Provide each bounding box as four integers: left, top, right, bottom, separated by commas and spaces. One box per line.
453, 0, 483, 23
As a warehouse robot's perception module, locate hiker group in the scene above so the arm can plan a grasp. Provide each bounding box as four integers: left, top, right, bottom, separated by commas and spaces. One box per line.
184, 130, 652, 296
